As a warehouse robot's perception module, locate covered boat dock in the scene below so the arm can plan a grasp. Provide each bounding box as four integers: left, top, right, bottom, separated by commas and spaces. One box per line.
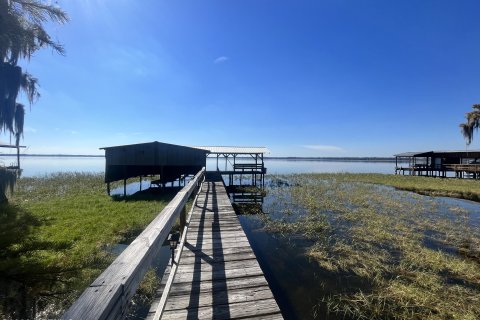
395, 150, 480, 178
101, 142, 208, 195
195, 146, 268, 187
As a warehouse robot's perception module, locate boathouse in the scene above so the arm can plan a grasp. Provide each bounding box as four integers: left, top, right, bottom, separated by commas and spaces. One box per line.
395, 150, 480, 178
101, 141, 207, 192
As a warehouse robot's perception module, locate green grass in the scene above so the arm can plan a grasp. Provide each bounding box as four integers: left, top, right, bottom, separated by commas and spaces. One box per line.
0, 172, 173, 318
328, 173, 480, 202
264, 174, 480, 319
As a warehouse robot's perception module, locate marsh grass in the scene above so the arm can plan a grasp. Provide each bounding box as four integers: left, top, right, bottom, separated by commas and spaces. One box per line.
126, 268, 161, 318
263, 174, 480, 319
0, 172, 173, 318
332, 173, 480, 202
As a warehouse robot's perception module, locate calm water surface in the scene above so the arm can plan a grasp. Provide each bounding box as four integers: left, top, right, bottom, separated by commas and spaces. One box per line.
17, 156, 397, 176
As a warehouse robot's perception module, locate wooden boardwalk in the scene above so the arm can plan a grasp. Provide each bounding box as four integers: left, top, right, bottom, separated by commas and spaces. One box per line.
148, 173, 282, 320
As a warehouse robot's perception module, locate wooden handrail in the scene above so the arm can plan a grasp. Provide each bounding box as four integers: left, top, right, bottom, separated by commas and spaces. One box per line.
62, 168, 205, 320
445, 164, 480, 172
234, 163, 263, 168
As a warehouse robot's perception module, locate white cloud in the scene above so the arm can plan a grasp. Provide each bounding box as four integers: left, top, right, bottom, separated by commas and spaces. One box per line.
302, 145, 346, 153
214, 56, 229, 64
24, 126, 37, 133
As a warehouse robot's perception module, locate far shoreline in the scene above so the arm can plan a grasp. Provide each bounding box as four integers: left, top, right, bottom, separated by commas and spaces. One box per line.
1, 154, 397, 162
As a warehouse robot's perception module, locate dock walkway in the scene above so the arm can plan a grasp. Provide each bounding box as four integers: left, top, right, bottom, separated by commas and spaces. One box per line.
149, 173, 282, 319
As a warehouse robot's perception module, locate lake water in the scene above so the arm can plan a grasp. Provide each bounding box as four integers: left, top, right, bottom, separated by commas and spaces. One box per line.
16, 156, 397, 176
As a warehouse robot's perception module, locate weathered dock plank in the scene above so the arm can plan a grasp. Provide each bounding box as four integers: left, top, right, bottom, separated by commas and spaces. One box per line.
161, 298, 282, 320
164, 287, 275, 311
150, 174, 283, 319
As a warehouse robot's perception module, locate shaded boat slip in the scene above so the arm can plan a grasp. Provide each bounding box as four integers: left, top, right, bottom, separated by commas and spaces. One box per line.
147, 173, 283, 319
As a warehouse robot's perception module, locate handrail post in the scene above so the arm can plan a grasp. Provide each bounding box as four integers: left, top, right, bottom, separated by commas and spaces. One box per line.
179, 206, 186, 236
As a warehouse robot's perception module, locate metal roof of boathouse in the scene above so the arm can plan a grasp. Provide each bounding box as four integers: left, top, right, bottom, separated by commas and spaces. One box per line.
100, 141, 207, 183
394, 150, 480, 158
194, 146, 269, 154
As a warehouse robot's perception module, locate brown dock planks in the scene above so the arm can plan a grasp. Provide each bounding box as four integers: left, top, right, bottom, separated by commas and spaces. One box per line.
149, 175, 283, 320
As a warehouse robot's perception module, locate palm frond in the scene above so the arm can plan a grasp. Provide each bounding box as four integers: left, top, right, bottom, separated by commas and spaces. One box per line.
20, 71, 39, 104
12, 0, 69, 24
1, 0, 68, 63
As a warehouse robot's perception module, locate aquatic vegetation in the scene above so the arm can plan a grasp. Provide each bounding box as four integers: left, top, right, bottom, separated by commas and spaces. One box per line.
0, 173, 173, 318
262, 174, 480, 319
330, 173, 480, 202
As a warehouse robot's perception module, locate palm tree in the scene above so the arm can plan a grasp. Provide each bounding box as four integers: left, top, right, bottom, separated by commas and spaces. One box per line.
0, 0, 67, 202
460, 104, 480, 145
0, 0, 68, 144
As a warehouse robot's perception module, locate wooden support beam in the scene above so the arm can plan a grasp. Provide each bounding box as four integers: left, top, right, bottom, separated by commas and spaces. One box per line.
16, 146, 20, 169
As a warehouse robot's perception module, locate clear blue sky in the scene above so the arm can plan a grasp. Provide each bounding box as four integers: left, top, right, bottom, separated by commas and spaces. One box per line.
3, 0, 480, 156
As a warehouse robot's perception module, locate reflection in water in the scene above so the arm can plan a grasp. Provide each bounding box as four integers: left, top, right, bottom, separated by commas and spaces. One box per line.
239, 206, 360, 319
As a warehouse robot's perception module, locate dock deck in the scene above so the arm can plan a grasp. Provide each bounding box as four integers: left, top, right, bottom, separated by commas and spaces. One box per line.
149, 173, 282, 319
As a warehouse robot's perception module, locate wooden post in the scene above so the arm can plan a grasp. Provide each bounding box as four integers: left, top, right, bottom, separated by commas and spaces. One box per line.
180, 205, 186, 236
16, 146, 20, 169
107, 182, 111, 196
139, 176, 142, 191
123, 179, 127, 197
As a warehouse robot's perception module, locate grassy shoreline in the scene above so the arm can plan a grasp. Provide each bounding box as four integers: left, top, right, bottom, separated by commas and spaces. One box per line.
0, 173, 173, 319
329, 173, 480, 202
